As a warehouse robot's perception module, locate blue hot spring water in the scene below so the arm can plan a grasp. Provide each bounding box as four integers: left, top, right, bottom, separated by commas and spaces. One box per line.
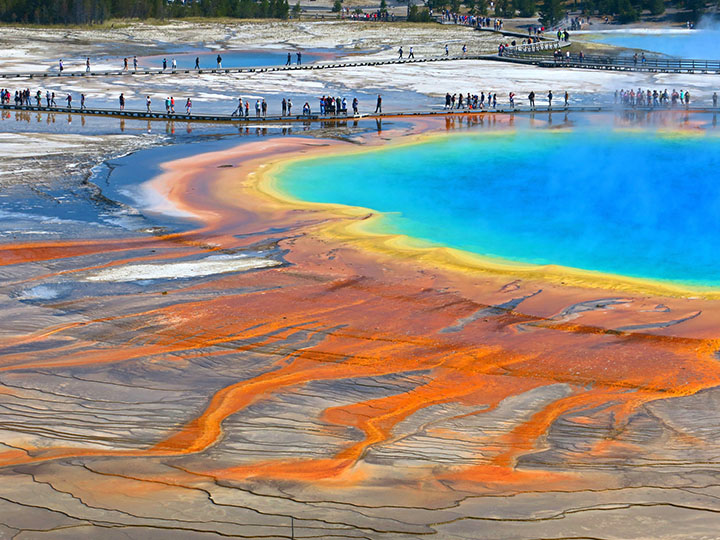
275, 130, 720, 286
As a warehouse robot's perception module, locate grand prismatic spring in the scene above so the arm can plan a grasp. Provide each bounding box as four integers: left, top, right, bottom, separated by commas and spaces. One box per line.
3, 15, 720, 540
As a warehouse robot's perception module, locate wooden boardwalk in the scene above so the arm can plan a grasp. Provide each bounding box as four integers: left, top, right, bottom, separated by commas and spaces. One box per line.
0, 54, 496, 80
3, 103, 716, 124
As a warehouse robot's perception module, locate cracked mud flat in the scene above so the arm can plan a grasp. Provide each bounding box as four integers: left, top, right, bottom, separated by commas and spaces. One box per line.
1, 114, 720, 539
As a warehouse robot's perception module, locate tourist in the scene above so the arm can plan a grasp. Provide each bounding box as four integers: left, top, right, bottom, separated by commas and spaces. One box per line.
123, 57, 128, 71
59, 59, 63, 72
287, 98, 292, 115
509, 91, 515, 109
462, 43, 467, 55
282, 97, 287, 115
66, 93, 71, 109
80, 93, 86, 110
162, 58, 167, 70
409, 47, 415, 59
547, 90, 553, 109
398, 46, 403, 59
244, 100, 249, 116
303, 101, 310, 115
86, 58, 90, 72
45, 90, 50, 107
217, 54, 222, 68
146, 95, 152, 112
261, 99, 267, 117
342, 97, 347, 114
119, 92, 125, 111
133, 56, 138, 70
195, 57, 200, 69
564, 90, 569, 108
232, 97, 243, 116
186, 98, 192, 114
375, 94, 382, 113
445, 44, 449, 56
51, 92, 56, 107
170, 96, 175, 113
255, 99, 261, 117
172, 58, 177, 70
714, 92, 718, 108
685, 91, 690, 106
165, 97, 170, 113
297, 51, 302, 65
352, 96, 358, 114
286, 52, 292, 66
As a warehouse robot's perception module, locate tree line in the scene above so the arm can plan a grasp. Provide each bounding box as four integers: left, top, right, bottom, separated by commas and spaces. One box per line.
429, 0, 712, 27
0, 0, 293, 25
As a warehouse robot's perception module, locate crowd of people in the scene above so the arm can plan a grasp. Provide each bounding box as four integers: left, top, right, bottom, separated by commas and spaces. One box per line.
443, 90, 570, 110
3, 85, 720, 117
615, 88, 692, 107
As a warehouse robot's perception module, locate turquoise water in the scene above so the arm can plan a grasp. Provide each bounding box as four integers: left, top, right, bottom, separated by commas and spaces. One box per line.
277, 130, 720, 286
579, 29, 720, 58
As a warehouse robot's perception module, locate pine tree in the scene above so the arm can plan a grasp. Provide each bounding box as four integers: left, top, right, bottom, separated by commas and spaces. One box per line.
539, 0, 563, 25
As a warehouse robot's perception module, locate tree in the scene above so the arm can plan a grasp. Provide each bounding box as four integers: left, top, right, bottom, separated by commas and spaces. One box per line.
380, 0, 388, 14
646, 0, 664, 14
494, 0, 514, 15
514, 0, 536, 15
539, 0, 563, 25
292, 0, 301, 16
332, 0, 342, 11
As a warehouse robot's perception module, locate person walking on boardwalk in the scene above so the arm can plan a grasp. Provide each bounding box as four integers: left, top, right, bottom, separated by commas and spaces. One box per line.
528, 90, 535, 109
297, 51, 302, 65
133, 56, 138, 70
119, 92, 125, 111
352, 96, 358, 115
286, 53, 291, 66
244, 100, 249, 117
375, 94, 382, 113
170, 96, 175, 113
398, 46, 403, 59
86, 58, 90, 72
165, 97, 170, 113
409, 47, 414, 59
287, 98, 292, 115
59, 59, 63, 72
195, 57, 200, 69
282, 97, 287, 115
547, 90, 553, 109
66, 93, 72, 109
261, 98, 267, 117
445, 44, 449, 56
714, 92, 718, 108
232, 97, 243, 116
462, 43, 467, 55
564, 90, 569, 108
45, 90, 50, 107
80, 93, 86, 110
172, 58, 177, 70
51, 92, 56, 107
162, 58, 167, 70
216, 54, 222, 68
35, 90, 41, 106
509, 91, 515, 109
123, 57, 128, 70
255, 99, 261, 117
186, 98, 192, 114
146, 95, 152, 112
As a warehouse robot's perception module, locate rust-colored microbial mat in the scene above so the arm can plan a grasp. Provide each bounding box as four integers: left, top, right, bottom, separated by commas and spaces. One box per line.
2, 125, 720, 539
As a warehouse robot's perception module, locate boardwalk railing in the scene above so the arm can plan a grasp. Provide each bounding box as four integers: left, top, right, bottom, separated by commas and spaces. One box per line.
508, 39, 570, 53
501, 47, 720, 73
